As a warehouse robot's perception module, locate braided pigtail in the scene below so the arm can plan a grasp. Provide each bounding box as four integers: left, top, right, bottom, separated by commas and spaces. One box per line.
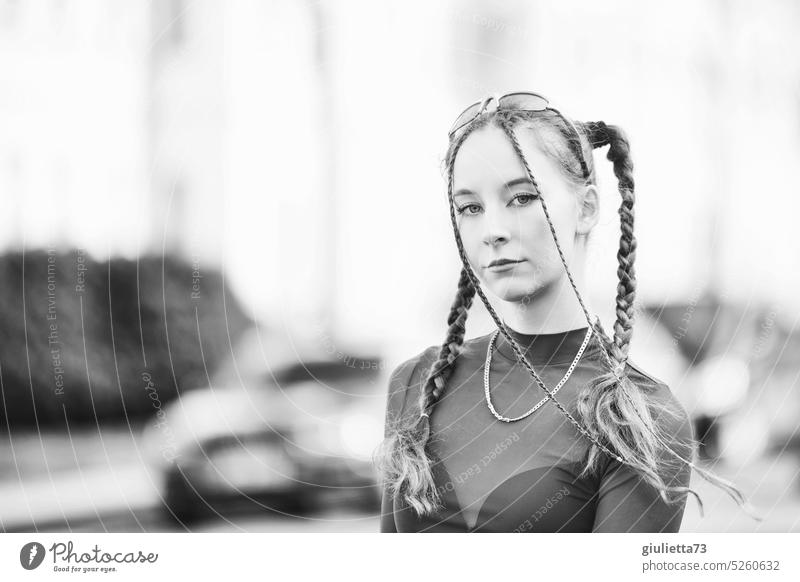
377, 265, 475, 516
564, 122, 696, 505
594, 121, 637, 364
572, 121, 757, 517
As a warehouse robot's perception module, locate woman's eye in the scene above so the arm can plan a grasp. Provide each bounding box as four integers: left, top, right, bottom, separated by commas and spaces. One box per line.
511, 193, 539, 206
456, 203, 481, 215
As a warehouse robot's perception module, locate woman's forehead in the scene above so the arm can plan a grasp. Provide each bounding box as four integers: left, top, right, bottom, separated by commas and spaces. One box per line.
452, 125, 554, 191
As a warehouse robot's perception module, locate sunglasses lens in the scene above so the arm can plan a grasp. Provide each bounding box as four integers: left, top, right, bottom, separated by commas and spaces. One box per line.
499, 92, 548, 111
448, 102, 482, 136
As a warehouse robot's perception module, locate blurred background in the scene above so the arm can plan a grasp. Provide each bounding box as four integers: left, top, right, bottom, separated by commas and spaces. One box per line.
0, 0, 799, 532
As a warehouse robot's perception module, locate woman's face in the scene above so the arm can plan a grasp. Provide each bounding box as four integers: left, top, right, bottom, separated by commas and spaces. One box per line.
452, 123, 590, 303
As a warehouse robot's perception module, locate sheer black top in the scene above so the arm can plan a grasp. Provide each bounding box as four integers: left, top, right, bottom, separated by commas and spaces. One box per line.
380, 326, 695, 533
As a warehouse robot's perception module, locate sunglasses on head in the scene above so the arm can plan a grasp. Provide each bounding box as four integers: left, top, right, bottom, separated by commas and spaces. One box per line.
448, 91, 590, 181
448, 91, 549, 137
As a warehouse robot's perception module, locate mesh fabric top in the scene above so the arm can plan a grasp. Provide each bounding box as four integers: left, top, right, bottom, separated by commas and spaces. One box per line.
380, 326, 694, 533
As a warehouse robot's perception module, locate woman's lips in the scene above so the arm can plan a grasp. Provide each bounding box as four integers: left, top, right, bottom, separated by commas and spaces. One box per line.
486, 259, 525, 272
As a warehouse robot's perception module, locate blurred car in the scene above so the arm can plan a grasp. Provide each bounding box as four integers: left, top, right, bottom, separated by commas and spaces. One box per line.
141, 339, 387, 523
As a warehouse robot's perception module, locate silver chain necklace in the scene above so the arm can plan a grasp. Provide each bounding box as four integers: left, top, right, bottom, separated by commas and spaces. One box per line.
484, 326, 594, 422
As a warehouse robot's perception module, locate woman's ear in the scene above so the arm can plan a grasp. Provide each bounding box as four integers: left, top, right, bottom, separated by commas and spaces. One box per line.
575, 184, 600, 236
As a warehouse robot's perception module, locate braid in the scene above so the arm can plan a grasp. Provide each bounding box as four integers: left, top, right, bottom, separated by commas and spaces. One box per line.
603, 122, 637, 363
417, 266, 475, 437
380, 263, 476, 516
426, 266, 475, 403
576, 119, 754, 517
377, 122, 487, 518
577, 120, 637, 361
581, 120, 611, 149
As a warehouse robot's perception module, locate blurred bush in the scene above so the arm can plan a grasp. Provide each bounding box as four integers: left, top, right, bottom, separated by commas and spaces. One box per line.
0, 250, 251, 429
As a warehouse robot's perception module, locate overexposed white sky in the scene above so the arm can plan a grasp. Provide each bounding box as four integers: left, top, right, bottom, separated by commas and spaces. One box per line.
1, 0, 798, 360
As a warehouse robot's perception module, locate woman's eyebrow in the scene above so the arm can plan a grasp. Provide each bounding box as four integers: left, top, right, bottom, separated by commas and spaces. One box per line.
504, 177, 534, 188
455, 177, 534, 198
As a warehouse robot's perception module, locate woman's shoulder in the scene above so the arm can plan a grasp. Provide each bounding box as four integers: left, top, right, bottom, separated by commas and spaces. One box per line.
383, 344, 439, 423
383, 336, 487, 423
386, 345, 438, 389
624, 358, 681, 404
623, 358, 694, 441
386, 334, 489, 391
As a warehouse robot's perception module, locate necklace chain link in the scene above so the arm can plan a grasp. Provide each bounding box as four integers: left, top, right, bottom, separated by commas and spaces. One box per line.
484, 327, 594, 423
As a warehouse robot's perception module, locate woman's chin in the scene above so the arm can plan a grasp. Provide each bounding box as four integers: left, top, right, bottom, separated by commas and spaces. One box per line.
487, 282, 542, 303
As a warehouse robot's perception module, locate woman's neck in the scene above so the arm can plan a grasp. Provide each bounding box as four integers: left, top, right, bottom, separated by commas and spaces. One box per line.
497, 273, 589, 334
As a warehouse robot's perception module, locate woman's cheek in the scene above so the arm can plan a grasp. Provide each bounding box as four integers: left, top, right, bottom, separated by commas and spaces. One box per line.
467, 248, 482, 274
458, 225, 480, 260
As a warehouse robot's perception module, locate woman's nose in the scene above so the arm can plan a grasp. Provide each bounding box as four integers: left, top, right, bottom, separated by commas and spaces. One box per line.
484, 232, 508, 245
482, 214, 511, 246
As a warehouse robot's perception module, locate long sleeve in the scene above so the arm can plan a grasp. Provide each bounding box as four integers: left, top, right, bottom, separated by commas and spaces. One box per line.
592, 395, 696, 533
379, 357, 422, 533
380, 480, 398, 532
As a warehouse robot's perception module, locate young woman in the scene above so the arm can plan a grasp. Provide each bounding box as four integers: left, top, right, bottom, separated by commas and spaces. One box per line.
376, 92, 757, 533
